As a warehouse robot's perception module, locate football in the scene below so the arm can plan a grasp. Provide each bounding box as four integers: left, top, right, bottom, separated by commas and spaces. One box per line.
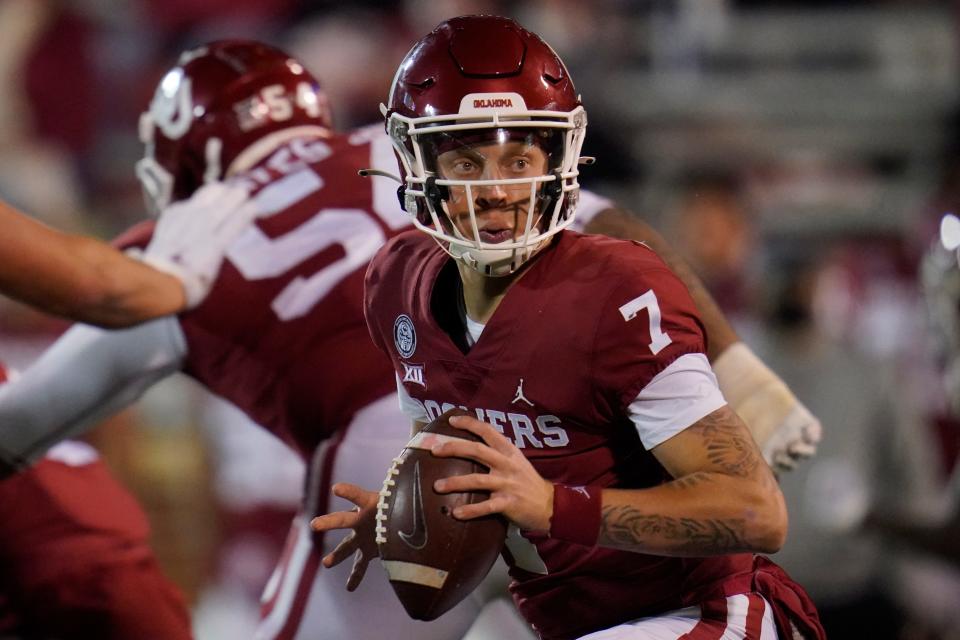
376, 408, 508, 621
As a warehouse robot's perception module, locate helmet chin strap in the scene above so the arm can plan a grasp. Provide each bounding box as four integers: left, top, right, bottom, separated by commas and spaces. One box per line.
450, 237, 549, 277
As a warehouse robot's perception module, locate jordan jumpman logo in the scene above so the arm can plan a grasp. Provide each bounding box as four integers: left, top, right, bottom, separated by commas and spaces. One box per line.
512, 378, 534, 407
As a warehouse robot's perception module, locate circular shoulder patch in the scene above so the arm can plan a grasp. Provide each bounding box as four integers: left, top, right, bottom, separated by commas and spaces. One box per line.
394, 314, 417, 359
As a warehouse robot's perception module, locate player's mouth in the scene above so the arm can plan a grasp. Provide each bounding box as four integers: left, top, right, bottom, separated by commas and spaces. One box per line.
478, 228, 514, 244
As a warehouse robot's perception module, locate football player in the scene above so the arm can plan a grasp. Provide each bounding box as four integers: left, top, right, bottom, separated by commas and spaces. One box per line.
0, 37, 819, 640
0, 364, 191, 639
0, 179, 256, 327
0, 40, 486, 640
314, 16, 825, 640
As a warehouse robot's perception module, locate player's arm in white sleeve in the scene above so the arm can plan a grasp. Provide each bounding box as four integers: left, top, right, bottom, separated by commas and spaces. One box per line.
0, 316, 187, 475
578, 194, 821, 472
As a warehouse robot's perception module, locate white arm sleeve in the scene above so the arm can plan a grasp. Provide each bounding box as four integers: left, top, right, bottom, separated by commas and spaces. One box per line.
0, 316, 187, 469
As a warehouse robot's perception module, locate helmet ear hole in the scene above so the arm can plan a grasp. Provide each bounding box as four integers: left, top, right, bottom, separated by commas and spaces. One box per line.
425, 177, 450, 206
174, 151, 203, 203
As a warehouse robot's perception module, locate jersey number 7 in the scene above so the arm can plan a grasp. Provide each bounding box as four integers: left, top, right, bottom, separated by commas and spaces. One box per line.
619, 290, 672, 355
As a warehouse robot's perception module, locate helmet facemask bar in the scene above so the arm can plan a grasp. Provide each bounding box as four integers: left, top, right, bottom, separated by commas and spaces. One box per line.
135, 111, 175, 216
389, 108, 587, 276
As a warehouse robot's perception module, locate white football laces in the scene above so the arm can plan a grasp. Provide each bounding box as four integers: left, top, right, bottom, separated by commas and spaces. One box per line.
375, 456, 403, 545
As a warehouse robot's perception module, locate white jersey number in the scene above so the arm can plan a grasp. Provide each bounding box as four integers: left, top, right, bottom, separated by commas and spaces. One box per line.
227, 166, 386, 321
619, 290, 673, 355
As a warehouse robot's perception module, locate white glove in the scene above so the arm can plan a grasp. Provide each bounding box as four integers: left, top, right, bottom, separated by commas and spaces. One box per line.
142, 181, 259, 308
712, 342, 823, 473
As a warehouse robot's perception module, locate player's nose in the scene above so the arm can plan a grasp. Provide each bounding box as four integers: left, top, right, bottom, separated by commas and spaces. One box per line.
474, 188, 508, 211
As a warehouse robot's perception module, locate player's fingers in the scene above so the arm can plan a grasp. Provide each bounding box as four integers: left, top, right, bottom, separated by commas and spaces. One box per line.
803, 420, 823, 444
322, 532, 358, 568
431, 438, 507, 470
787, 441, 817, 459
451, 501, 494, 521
434, 472, 499, 494
772, 451, 797, 472
346, 549, 370, 592
310, 509, 359, 533
332, 482, 377, 508
452, 495, 508, 521
448, 415, 514, 453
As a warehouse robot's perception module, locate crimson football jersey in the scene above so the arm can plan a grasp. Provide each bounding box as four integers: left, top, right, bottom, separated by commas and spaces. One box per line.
0, 442, 191, 639
114, 126, 409, 458
364, 230, 823, 640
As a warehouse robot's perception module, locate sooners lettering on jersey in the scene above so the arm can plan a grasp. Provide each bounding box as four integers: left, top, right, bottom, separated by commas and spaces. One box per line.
114, 126, 407, 457
364, 230, 822, 640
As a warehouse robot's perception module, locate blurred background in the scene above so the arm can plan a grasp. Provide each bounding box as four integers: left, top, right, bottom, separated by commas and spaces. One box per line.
1, 0, 960, 638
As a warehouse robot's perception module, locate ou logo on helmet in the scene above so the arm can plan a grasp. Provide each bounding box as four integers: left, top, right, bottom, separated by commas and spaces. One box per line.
394, 315, 417, 359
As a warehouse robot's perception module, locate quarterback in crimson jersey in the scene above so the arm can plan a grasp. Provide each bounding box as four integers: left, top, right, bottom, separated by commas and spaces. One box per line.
0, 37, 822, 640
0, 38, 664, 640
315, 16, 825, 640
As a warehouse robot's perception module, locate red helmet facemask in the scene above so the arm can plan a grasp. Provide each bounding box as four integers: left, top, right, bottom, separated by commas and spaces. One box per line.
136, 40, 332, 214
382, 15, 589, 276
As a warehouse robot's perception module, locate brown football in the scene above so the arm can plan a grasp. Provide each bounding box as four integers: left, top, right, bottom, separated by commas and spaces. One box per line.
375, 408, 508, 621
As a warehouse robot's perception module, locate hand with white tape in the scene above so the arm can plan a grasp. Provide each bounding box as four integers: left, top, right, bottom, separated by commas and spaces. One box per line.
712, 342, 823, 473
142, 181, 259, 308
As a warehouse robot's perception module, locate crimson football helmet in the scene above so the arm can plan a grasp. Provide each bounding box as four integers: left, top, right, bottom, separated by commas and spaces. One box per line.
136, 40, 332, 214
384, 15, 588, 276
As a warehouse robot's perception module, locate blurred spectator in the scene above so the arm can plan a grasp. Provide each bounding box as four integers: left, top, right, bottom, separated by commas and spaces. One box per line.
285, 9, 411, 129
667, 171, 761, 325
0, 0, 87, 228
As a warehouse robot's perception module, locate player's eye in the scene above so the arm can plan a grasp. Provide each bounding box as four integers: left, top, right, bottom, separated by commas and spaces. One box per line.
452, 159, 479, 175
508, 157, 531, 173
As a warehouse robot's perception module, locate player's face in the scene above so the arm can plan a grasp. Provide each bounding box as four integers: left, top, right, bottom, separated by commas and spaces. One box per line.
436, 139, 549, 244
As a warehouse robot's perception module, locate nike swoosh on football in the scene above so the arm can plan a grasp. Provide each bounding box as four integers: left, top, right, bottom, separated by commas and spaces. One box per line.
398, 460, 428, 550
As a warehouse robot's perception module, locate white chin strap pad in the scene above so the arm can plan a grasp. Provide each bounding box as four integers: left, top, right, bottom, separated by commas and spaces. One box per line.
451, 240, 547, 277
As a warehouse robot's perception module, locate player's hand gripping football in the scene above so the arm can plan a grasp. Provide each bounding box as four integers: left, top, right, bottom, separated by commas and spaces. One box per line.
310, 483, 381, 591
430, 414, 554, 532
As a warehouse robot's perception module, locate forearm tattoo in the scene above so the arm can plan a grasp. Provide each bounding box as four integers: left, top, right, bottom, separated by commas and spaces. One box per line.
689, 407, 760, 478
596, 408, 765, 554
600, 506, 748, 554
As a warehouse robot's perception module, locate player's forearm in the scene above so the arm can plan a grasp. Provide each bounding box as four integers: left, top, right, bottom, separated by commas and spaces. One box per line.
589, 407, 788, 556
596, 471, 786, 557
66, 235, 186, 327
0, 203, 185, 326
584, 209, 738, 360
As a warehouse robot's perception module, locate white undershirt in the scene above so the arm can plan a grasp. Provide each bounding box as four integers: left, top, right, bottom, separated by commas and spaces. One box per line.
457, 288, 486, 347
464, 315, 485, 346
